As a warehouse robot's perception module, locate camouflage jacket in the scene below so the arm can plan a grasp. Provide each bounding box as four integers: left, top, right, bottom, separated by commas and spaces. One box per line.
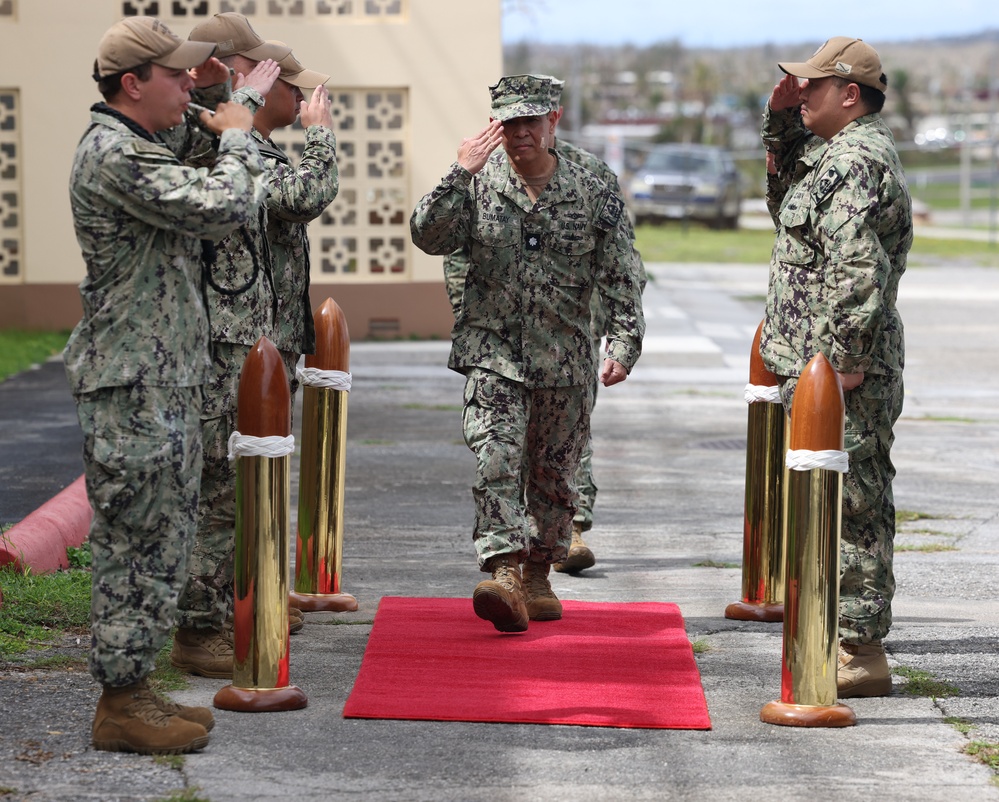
411, 156, 644, 388
64, 106, 267, 395
257, 126, 339, 357
760, 105, 912, 378
442, 140, 646, 342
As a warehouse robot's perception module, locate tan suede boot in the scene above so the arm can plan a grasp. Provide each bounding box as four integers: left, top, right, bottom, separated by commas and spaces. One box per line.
170, 625, 234, 679
472, 555, 529, 632
148, 680, 215, 732
289, 606, 305, 635
553, 522, 596, 573
838, 640, 892, 698
522, 559, 563, 621
92, 682, 210, 755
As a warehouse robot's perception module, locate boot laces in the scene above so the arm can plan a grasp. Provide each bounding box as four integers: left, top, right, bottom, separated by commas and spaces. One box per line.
523, 564, 554, 599
491, 558, 521, 592
124, 689, 173, 727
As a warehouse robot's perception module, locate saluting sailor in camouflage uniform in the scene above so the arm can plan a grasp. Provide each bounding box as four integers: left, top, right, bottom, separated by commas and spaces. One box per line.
252, 48, 338, 393
442, 75, 646, 577
411, 75, 644, 633
167, 15, 292, 678
66, 16, 266, 754
760, 38, 912, 698
173, 14, 336, 674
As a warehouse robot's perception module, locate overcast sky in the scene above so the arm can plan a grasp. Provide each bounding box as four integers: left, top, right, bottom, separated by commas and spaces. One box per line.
502, 0, 999, 48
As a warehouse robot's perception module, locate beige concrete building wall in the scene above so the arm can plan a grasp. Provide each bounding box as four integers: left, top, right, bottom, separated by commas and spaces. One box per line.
0, 0, 502, 339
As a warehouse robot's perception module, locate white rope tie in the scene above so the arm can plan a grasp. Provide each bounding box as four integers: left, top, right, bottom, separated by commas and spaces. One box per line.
786, 448, 849, 473
227, 432, 296, 462
744, 383, 782, 404
297, 366, 352, 392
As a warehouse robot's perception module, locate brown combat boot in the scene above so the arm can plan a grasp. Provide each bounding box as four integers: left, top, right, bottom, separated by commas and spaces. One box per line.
92, 681, 210, 755
838, 640, 892, 698
522, 559, 563, 621
472, 555, 529, 633
170, 625, 234, 679
148, 679, 215, 732
289, 606, 304, 635
553, 522, 596, 574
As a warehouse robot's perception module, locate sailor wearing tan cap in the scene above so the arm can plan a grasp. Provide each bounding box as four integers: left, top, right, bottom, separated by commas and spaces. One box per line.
170, 13, 338, 678
67, 16, 268, 755
759, 37, 913, 698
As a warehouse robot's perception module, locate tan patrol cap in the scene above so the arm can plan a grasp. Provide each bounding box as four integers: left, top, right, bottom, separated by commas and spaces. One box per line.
779, 36, 887, 93
188, 12, 291, 62
96, 16, 216, 78
269, 42, 330, 89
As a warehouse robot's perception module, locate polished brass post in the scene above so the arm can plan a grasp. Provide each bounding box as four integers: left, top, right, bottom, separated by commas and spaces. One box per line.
215, 337, 308, 713
726, 321, 785, 623
290, 298, 359, 613
760, 352, 854, 727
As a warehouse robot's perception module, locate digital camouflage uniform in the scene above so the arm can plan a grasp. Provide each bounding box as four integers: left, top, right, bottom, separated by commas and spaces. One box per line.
411, 147, 644, 569
442, 139, 645, 533
760, 103, 912, 644
65, 103, 266, 686
177, 86, 280, 631
257, 125, 339, 387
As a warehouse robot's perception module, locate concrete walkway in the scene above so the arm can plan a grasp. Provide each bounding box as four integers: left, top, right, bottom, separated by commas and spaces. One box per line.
1, 261, 998, 801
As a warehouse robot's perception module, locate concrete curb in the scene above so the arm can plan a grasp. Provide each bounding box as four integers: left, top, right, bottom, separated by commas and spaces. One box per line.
0, 475, 91, 573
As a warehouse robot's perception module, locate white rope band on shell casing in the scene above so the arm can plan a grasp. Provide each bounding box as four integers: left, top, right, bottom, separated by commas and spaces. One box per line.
298, 366, 352, 392
744, 383, 782, 404
785, 448, 849, 473
227, 432, 296, 462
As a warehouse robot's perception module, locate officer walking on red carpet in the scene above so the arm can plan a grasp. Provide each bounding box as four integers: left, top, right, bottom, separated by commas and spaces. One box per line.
410, 75, 644, 632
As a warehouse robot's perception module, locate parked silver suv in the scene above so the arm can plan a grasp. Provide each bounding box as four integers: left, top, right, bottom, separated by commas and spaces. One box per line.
626, 144, 742, 229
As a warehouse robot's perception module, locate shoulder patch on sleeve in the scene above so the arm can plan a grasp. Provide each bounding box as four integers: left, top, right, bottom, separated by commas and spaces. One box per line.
595, 189, 625, 231
811, 163, 845, 206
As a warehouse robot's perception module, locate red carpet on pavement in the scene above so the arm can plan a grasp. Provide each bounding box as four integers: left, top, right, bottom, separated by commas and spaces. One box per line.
342, 596, 711, 729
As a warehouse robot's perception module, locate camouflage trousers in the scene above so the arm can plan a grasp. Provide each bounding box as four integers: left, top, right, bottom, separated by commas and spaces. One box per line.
176, 342, 252, 630
75, 384, 203, 686
462, 368, 591, 569
779, 371, 903, 644
572, 347, 601, 531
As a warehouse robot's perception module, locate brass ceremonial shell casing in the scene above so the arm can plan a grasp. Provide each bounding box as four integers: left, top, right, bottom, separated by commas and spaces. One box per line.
291, 298, 358, 613
760, 352, 854, 728
726, 322, 786, 623
215, 337, 307, 713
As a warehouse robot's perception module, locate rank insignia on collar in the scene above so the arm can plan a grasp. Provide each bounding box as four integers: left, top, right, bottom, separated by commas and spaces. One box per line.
525, 232, 541, 251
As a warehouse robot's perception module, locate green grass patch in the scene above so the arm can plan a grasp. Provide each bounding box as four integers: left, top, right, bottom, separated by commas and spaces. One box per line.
0, 330, 70, 382
635, 225, 774, 264
693, 560, 740, 569
896, 510, 939, 524
896, 543, 959, 553
0, 564, 91, 662
690, 639, 711, 654
633, 224, 999, 266
966, 741, 999, 774
359, 439, 395, 445
402, 403, 463, 412
945, 716, 974, 735
153, 754, 186, 771
893, 665, 960, 697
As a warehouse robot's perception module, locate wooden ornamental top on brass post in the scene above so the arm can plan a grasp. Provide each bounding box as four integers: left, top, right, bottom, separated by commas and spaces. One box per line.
725, 321, 787, 623
760, 352, 853, 728
214, 337, 307, 713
